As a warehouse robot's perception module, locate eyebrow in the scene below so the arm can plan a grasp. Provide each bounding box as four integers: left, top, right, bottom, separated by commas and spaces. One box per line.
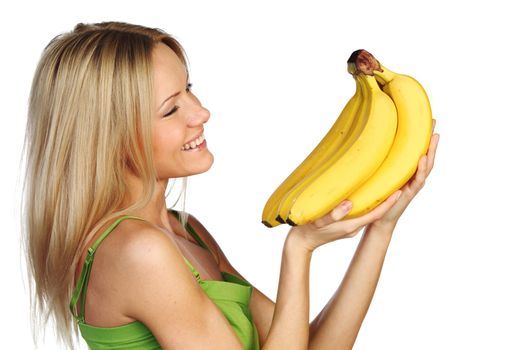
158, 73, 190, 112
158, 91, 181, 111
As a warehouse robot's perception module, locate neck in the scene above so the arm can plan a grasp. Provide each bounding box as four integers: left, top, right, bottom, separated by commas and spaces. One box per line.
121, 171, 174, 233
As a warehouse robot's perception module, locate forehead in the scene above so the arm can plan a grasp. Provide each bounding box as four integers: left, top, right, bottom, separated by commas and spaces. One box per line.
152, 43, 187, 97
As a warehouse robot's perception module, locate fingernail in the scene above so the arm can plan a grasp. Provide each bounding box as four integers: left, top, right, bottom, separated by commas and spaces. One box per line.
342, 201, 352, 211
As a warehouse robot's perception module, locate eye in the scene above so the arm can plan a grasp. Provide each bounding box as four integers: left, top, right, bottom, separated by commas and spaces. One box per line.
163, 105, 179, 117
163, 83, 192, 117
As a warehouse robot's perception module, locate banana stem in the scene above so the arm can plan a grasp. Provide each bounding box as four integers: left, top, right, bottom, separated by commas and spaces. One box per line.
347, 49, 382, 76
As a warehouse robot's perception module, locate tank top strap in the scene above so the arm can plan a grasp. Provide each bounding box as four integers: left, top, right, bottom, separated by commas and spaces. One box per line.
69, 215, 145, 323
182, 256, 202, 282
90, 215, 146, 252
169, 209, 212, 253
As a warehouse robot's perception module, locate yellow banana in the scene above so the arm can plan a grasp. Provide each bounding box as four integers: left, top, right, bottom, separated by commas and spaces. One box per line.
344, 64, 433, 218
286, 73, 398, 226
261, 74, 362, 227
274, 73, 367, 224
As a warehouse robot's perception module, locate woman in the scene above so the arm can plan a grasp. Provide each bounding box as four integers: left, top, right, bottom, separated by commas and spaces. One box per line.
22, 21, 439, 349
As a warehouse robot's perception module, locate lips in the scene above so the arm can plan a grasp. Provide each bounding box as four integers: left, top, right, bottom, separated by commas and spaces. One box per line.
183, 130, 204, 145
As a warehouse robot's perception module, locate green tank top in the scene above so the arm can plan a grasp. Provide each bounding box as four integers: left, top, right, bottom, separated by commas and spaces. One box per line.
69, 210, 260, 349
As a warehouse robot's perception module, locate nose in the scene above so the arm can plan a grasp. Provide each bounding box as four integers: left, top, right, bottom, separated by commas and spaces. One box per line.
187, 99, 210, 127
192, 105, 210, 126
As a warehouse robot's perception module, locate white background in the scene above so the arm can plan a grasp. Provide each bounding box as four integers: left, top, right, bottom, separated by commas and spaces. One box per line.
2, 0, 524, 349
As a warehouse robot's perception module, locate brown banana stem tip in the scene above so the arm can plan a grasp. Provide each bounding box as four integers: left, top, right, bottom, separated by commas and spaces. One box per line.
347, 49, 382, 75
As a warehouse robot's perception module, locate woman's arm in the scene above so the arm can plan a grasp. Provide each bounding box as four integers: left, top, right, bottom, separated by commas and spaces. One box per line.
117, 220, 311, 349
115, 225, 246, 349
191, 192, 404, 348
308, 222, 395, 349
202, 124, 440, 349
308, 127, 440, 349
262, 232, 312, 349
187, 214, 312, 348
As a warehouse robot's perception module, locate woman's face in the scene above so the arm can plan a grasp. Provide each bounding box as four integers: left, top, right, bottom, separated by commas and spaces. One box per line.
151, 43, 213, 179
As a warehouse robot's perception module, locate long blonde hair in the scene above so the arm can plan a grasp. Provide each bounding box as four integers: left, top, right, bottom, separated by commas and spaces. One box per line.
21, 21, 191, 348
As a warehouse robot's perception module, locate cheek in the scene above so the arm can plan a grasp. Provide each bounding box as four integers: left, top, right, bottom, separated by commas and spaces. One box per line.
152, 126, 185, 157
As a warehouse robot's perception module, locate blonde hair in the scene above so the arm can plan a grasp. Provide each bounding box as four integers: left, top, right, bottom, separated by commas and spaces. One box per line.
21, 21, 191, 348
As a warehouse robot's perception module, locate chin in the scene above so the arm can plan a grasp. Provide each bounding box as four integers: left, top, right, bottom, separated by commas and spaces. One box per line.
183, 153, 214, 176
197, 154, 214, 174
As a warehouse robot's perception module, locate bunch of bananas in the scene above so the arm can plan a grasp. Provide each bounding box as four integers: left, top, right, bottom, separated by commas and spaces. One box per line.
262, 49, 433, 227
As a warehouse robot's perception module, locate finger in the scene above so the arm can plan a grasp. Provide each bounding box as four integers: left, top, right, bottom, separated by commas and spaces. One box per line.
432, 118, 436, 132
335, 191, 402, 230
426, 133, 440, 176
312, 200, 352, 228
413, 154, 428, 191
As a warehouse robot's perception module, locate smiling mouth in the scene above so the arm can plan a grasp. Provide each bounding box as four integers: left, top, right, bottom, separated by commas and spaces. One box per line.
181, 134, 206, 151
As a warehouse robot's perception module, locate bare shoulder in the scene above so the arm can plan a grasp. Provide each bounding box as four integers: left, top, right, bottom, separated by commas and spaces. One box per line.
108, 218, 175, 261
100, 218, 193, 291
94, 218, 188, 298
185, 213, 219, 247
98, 216, 244, 348
80, 218, 189, 327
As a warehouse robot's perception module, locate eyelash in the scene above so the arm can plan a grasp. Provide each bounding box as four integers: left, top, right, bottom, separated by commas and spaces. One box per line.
163, 83, 193, 117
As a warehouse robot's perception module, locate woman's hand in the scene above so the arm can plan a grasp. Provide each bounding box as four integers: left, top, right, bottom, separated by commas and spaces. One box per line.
373, 118, 440, 229
288, 119, 440, 252
288, 190, 403, 253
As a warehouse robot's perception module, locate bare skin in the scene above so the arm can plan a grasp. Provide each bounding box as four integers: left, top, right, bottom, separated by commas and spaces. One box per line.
74, 42, 440, 349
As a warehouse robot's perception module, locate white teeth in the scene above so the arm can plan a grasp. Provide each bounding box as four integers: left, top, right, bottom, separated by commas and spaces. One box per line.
181, 134, 205, 150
